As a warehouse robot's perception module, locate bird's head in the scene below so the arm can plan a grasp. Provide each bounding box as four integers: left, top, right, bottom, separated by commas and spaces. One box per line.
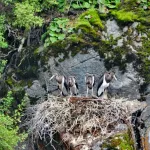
105, 71, 117, 82
68, 76, 76, 87
49, 73, 58, 81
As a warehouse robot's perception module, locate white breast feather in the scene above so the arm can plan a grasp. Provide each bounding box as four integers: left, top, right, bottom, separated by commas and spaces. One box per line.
98, 75, 109, 96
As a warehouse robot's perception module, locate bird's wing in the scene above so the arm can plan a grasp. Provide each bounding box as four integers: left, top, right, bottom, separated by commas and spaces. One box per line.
75, 82, 79, 90
97, 76, 104, 96
97, 76, 103, 91
64, 81, 69, 92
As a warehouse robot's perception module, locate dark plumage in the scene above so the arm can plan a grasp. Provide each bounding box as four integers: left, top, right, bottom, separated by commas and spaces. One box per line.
97, 72, 117, 97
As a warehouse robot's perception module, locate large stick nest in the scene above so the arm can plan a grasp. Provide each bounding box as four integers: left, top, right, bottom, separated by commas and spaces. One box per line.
25, 96, 131, 147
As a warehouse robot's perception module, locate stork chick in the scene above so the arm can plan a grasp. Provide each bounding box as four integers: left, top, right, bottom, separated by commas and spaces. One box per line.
97, 71, 117, 97
85, 73, 95, 97
49, 73, 68, 96
68, 76, 78, 96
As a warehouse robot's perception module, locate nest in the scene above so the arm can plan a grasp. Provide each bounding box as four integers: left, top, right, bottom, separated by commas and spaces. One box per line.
25, 96, 130, 148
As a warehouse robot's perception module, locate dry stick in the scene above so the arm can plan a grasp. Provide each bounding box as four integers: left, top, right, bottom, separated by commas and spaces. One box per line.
25, 96, 133, 149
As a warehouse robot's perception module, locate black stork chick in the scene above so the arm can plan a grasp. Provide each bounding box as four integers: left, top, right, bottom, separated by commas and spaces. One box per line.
97, 71, 117, 97
68, 76, 79, 96
49, 73, 68, 96
85, 73, 95, 97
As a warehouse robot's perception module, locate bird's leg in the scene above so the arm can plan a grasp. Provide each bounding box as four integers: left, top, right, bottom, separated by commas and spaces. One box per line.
91, 87, 94, 97
57, 86, 61, 97
60, 91, 63, 96
57, 90, 62, 97
70, 89, 72, 97
86, 86, 89, 97
103, 89, 108, 99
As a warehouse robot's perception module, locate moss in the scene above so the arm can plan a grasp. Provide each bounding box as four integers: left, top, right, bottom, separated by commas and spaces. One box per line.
136, 24, 148, 32
137, 43, 150, 82
102, 131, 134, 150
74, 9, 103, 38
111, 10, 138, 22
78, 9, 104, 29
75, 19, 98, 36
67, 34, 86, 43
115, 0, 150, 24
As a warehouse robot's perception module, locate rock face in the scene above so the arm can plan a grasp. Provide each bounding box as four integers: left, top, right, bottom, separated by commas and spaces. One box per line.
106, 19, 122, 39
109, 64, 142, 99
23, 19, 150, 149
26, 48, 143, 101
140, 85, 150, 149
26, 80, 46, 101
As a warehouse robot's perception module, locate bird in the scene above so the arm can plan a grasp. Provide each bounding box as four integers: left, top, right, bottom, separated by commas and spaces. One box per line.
49, 73, 68, 96
97, 71, 117, 97
85, 73, 95, 97
67, 76, 78, 96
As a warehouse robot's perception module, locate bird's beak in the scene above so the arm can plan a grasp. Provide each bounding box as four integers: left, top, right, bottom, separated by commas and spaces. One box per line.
113, 75, 117, 80
49, 75, 55, 81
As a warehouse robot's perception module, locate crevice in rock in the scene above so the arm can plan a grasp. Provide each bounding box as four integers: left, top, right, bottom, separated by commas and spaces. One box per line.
132, 110, 143, 150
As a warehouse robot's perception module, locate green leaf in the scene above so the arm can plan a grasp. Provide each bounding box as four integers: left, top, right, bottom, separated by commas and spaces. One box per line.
67, 27, 74, 33
83, 2, 91, 8
57, 34, 65, 40
115, 0, 121, 4
50, 25, 58, 31
72, 3, 82, 9
56, 28, 61, 32
50, 37, 58, 43
49, 31, 57, 37
106, 4, 116, 8
141, 0, 147, 2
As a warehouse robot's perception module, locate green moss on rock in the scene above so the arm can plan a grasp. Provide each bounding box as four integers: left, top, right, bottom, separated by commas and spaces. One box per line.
78, 9, 104, 29
111, 10, 138, 22
75, 19, 97, 35
102, 131, 134, 150
74, 9, 103, 37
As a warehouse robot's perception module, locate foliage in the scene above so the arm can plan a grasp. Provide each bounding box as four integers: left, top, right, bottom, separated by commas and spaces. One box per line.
0, 90, 28, 150
41, 0, 58, 10
0, 0, 12, 5
57, 0, 121, 13
0, 59, 7, 78
137, 0, 150, 9
0, 91, 14, 114
0, 15, 8, 48
98, 0, 121, 13
43, 9, 104, 47
0, 114, 20, 150
43, 18, 74, 47
13, 94, 29, 124
13, 1, 43, 30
